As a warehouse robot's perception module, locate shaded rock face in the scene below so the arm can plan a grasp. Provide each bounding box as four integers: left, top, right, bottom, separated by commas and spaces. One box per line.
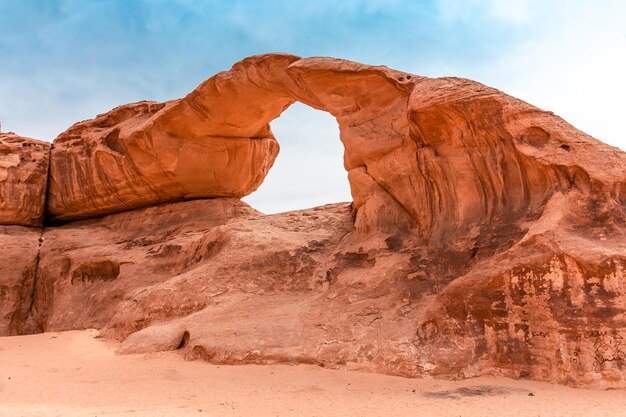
0, 226, 41, 336
0, 133, 50, 227
415, 189, 626, 386
1, 53, 625, 388
419, 252, 626, 386
47, 54, 626, 244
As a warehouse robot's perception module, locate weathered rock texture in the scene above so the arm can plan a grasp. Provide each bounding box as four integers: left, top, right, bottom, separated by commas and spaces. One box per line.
0, 133, 50, 227
0, 134, 49, 335
1, 54, 626, 388
0, 226, 41, 335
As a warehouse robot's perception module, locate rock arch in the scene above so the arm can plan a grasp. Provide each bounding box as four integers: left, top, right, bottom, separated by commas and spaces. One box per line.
48, 53, 626, 247
2, 53, 626, 388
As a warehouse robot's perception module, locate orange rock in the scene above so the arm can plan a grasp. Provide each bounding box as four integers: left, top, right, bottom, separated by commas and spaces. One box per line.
47, 54, 625, 244
0, 133, 50, 227
24, 194, 626, 388
0, 134, 48, 335
3, 54, 626, 388
47, 101, 278, 221
45, 54, 420, 224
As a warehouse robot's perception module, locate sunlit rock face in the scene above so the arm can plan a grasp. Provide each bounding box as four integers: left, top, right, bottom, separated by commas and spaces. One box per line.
47, 54, 625, 243
1, 54, 626, 388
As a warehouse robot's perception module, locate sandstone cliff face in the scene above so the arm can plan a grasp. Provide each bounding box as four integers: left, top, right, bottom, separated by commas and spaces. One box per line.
0, 226, 41, 335
0, 133, 50, 227
0, 133, 49, 335
1, 53, 626, 388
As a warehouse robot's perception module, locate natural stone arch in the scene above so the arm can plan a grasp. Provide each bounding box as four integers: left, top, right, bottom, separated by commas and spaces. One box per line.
48, 53, 626, 248
48, 54, 416, 227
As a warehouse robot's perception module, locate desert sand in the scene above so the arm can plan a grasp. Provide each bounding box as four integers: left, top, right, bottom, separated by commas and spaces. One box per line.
1, 330, 624, 417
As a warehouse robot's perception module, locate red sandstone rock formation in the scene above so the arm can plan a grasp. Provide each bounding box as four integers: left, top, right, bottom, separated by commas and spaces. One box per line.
1, 53, 625, 388
0, 133, 49, 335
0, 133, 50, 227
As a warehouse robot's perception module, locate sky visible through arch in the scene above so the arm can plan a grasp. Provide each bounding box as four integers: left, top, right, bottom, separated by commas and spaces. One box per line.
1, 0, 624, 213
242, 104, 349, 213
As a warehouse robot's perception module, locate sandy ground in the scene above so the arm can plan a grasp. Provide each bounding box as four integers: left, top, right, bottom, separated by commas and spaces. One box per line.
1, 330, 625, 417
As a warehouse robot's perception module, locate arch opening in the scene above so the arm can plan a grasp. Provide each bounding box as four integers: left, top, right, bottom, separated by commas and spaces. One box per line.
243, 102, 352, 214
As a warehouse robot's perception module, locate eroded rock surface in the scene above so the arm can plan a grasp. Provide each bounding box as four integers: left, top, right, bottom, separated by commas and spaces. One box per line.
416, 190, 626, 386
26, 193, 626, 388
31, 199, 354, 337
0, 226, 41, 335
0, 133, 50, 227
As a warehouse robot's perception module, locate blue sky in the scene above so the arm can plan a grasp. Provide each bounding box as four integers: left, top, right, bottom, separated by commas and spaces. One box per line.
1, 0, 624, 212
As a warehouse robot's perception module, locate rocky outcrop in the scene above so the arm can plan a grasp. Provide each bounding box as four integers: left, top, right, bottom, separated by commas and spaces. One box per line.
0, 134, 49, 335
1, 54, 626, 388
30, 192, 626, 388
0, 133, 50, 227
46, 54, 625, 246
47, 54, 416, 223
416, 188, 626, 386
